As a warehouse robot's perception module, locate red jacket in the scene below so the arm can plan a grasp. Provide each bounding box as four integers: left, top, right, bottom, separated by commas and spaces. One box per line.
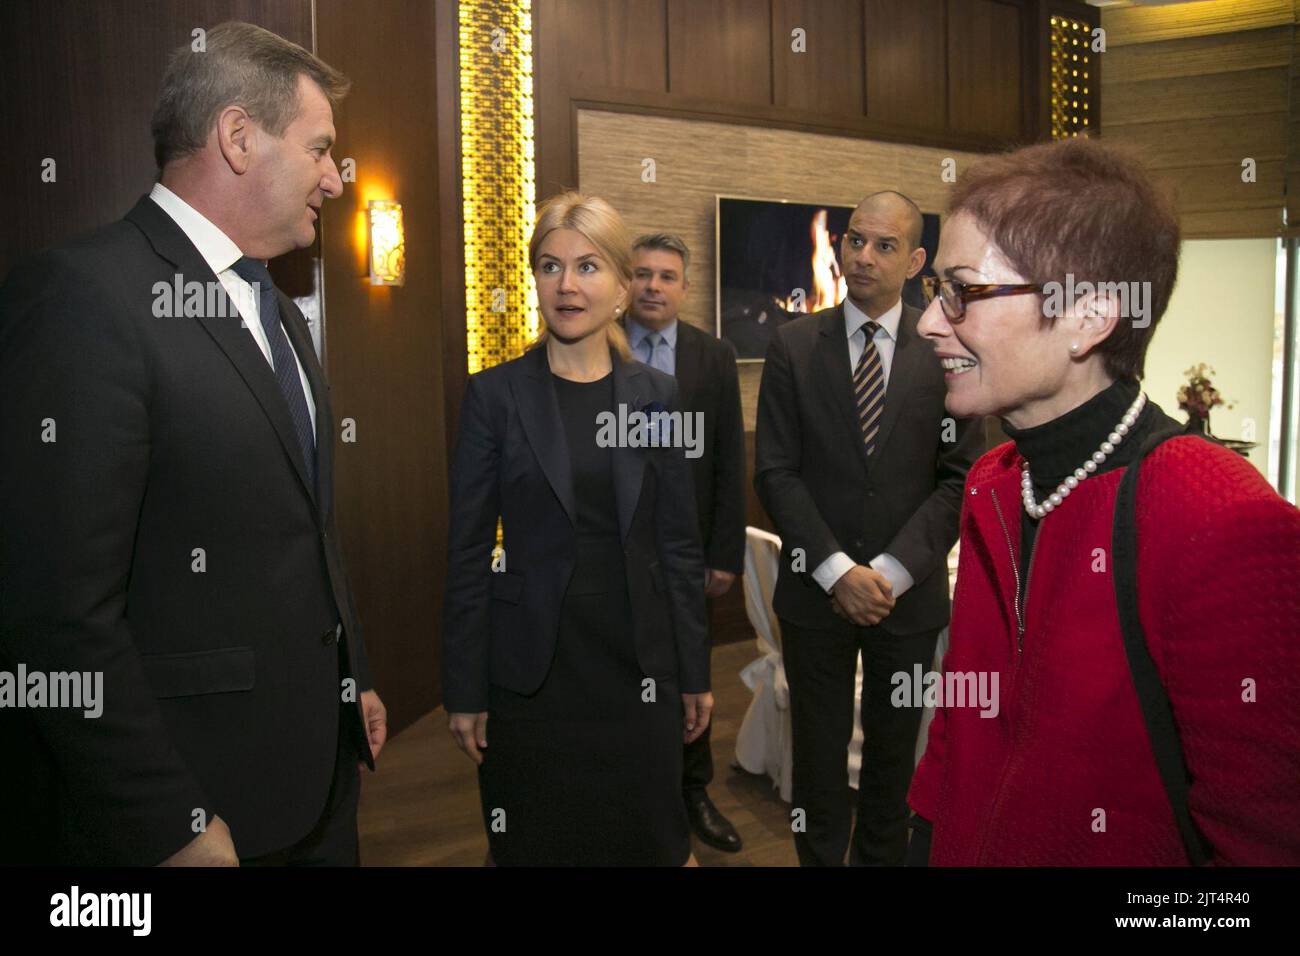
908, 437, 1300, 865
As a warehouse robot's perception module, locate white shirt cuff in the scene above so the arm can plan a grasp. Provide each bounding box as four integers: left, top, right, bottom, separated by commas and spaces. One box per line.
870, 552, 915, 598
812, 551, 856, 593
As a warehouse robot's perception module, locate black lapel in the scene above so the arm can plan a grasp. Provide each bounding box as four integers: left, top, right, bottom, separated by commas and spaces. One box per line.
612, 355, 649, 542
279, 294, 329, 519
869, 304, 925, 462
673, 320, 700, 404
124, 196, 318, 509
815, 304, 872, 474
510, 346, 577, 527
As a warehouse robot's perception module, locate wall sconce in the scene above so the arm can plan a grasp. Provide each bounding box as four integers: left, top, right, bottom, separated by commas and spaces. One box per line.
367, 199, 405, 286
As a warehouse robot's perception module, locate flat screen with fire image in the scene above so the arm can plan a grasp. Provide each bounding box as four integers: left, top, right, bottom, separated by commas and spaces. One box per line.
715, 196, 940, 362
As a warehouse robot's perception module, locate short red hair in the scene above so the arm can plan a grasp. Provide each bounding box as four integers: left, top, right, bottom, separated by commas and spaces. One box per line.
948, 138, 1180, 381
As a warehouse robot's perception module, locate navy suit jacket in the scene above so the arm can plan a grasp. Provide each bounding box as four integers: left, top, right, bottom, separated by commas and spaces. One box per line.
441, 345, 709, 713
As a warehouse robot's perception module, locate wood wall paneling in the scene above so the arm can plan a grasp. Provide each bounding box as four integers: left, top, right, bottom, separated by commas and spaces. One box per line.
534, 0, 669, 196
533, 0, 568, 196
1100, 3, 1295, 240
1104, 66, 1288, 127
863, 0, 947, 131
535, 0, 1045, 201
0, 0, 312, 277
1179, 207, 1284, 239
1155, 160, 1286, 214
1102, 0, 1293, 47
543, 0, 668, 92
1102, 26, 1292, 84
946, 0, 1024, 142
1103, 113, 1286, 170
316, 0, 449, 734
667, 0, 773, 105
772, 0, 865, 116
438, 0, 469, 471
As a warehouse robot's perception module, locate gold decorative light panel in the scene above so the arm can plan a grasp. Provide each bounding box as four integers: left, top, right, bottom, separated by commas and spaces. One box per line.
1049, 15, 1094, 140
459, 0, 538, 374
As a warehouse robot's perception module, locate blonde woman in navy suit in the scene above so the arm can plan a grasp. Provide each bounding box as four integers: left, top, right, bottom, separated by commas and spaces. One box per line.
442, 193, 712, 866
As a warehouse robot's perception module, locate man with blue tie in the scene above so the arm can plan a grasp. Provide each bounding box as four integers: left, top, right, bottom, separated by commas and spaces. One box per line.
0, 21, 385, 865
624, 234, 747, 853
754, 192, 981, 865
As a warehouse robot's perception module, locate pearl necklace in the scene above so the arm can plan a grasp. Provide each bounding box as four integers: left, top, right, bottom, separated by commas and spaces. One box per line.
1021, 390, 1147, 519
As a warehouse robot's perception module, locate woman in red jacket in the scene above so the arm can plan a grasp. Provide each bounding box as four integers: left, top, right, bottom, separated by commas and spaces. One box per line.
907, 138, 1300, 865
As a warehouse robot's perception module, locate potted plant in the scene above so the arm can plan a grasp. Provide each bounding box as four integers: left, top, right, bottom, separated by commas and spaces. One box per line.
1176, 364, 1254, 457
1177, 363, 1229, 435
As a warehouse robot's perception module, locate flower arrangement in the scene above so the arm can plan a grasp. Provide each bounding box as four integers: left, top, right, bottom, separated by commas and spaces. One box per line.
1177, 363, 1233, 421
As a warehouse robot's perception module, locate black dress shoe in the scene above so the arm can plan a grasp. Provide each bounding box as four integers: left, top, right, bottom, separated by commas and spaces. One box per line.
684, 790, 743, 852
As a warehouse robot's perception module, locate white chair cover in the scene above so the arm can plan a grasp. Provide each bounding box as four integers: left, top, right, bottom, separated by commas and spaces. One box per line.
735, 528, 955, 802
734, 528, 792, 800
735, 527, 868, 800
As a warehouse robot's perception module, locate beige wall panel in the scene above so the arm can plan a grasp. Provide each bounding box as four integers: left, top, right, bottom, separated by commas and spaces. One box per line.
577, 108, 979, 427
1151, 160, 1284, 213
1179, 207, 1284, 237
1103, 27, 1291, 83
1104, 67, 1287, 126
1103, 112, 1286, 167
1103, 0, 1292, 47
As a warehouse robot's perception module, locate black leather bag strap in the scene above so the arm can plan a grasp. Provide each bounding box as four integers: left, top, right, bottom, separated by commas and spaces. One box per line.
1112, 426, 1214, 866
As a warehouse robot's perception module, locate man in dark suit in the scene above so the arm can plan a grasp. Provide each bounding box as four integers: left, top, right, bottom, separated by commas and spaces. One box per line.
754, 191, 981, 866
624, 234, 747, 852
0, 21, 385, 865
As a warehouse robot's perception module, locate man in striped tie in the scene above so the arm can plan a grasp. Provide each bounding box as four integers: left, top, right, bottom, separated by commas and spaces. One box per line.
755, 191, 981, 865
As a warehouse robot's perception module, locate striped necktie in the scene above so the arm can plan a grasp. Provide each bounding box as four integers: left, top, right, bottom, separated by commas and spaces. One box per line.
853, 320, 884, 456
230, 256, 317, 490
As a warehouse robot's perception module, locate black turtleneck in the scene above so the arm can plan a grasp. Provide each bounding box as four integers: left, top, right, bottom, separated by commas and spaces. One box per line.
1000, 378, 1180, 575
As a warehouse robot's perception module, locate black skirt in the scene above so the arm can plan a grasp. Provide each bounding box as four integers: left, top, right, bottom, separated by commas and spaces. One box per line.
477, 541, 689, 866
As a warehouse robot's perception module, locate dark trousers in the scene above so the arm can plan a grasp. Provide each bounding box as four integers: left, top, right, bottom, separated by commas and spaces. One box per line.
682, 724, 713, 794
782, 618, 940, 866
682, 594, 714, 795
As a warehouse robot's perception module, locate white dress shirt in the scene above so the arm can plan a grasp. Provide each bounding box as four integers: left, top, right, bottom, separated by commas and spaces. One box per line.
148, 182, 316, 436
811, 296, 915, 599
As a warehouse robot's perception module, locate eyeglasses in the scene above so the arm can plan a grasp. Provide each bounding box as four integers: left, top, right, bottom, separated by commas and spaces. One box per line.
921, 275, 1044, 322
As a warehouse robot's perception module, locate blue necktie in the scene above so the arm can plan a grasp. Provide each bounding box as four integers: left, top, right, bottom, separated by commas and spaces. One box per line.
230, 257, 316, 490
643, 331, 673, 376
